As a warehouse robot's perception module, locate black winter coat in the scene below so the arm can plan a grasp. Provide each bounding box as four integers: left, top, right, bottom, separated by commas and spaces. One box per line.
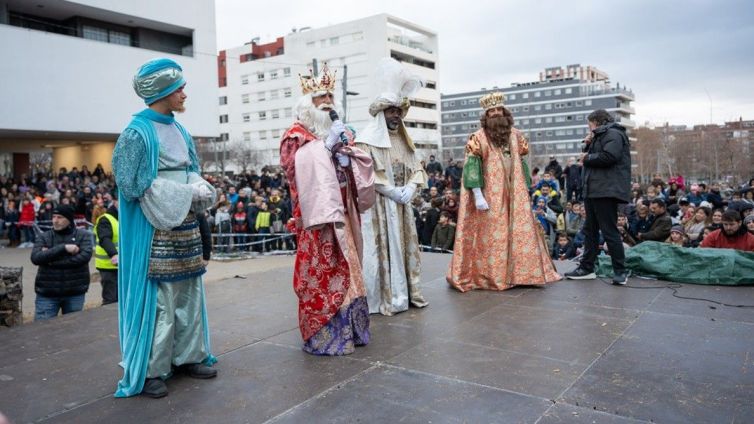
31, 225, 93, 297
582, 123, 631, 203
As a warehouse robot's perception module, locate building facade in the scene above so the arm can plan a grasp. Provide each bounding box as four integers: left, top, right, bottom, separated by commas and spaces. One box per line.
212, 14, 440, 171
0, 0, 218, 177
441, 64, 635, 169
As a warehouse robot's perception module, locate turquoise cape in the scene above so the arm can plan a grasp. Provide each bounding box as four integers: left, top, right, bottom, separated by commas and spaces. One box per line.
114, 109, 216, 397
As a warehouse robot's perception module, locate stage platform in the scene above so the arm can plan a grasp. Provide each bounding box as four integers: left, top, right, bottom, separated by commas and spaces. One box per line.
1, 253, 753, 423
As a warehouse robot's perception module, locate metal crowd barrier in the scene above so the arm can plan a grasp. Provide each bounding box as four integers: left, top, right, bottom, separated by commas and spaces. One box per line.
210, 232, 296, 260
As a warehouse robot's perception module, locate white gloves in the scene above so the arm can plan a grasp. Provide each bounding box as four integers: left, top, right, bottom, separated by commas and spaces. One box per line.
472, 188, 489, 211
325, 120, 346, 151
335, 152, 350, 167
400, 183, 417, 204
376, 184, 404, 203
192, 183, 213, 201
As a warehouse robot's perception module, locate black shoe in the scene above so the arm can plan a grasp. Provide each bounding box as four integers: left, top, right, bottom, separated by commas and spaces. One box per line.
180, 363, 217, 379
142, 378, 168, 398
564, 267, 596, 280
612, 271, 629, 286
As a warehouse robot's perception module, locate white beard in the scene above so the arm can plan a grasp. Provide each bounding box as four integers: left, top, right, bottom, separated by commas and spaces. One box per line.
295, 94, 343, 139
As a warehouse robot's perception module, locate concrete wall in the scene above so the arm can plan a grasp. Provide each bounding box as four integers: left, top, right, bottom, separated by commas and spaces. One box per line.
51, 142, 115, 173
0, 0, 219, 138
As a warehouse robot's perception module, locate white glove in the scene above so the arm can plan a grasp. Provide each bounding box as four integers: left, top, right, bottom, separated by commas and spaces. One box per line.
325, 120, 347, 151
399, 183, 417, 204
376, 184, 404, 203
335, 152, 350, 167
192, 183, 213, 201
472, 187, 489, 211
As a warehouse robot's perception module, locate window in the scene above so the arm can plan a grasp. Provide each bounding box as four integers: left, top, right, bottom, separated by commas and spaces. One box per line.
259, 131, 267, 140
241, 94, 249, 104
523, 106, 529, 112
554, 89, 562, 95
219, 114, 228, 124
330, 37, 339, 45
258, 92, 266, 101
442, 102, 449, 108
272, 129, 281, 138
242, 113, 250, 123
109, 30, 130, 46
270, 71, 278, 79
522, 119, 530, 125
576, 100, 584, 106
585, 99, 592, 106
283, 67, 291, 77
522, 93, 529, 99
509, 94, 516, 100
449, 101, 456, 106
461, 100, 467, 105
271, 110, 280, 119
243, 131, 251, 141
534, 105, 542, 111
258, 111, 266, 120
576, 115, 583, 121
565, 88, 572, 94
556, 116, 566, 122
219, 133, 229, 141
320, 39, 327, 48
545, 103, 552, 110
82, 25, 108, 42
219, 96, 227, 105
284, 108, 292, 118
534, 91, 541, 98
546, 131, 553, 136
544, 90, 552, 96
241, 75, 249, 85
284, 87, 292, 97
270, 90, 279, 100
545, 117, 553, 123
535, 118, 542, 124
257, 72, 265, 82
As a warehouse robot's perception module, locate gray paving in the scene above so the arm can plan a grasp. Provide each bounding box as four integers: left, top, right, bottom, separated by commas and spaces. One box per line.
1, 253, 753, 423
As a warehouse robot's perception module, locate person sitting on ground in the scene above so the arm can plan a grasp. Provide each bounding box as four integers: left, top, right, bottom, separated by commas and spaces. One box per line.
746, 215, 754, 235
684, 206, 711, 246
665, 225, 689, 247
431, 211, 455, 252
637, 198, 672, 243
551, 232, 576, 261
700, 210, 754, 252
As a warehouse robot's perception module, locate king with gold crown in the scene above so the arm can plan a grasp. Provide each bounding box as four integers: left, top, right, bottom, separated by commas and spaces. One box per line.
446, 91, 562, 292
279, 62, 377, 355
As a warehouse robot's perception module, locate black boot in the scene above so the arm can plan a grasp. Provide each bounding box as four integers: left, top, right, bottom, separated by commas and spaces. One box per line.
180, 363, 217, 379
142, 378, 168, 398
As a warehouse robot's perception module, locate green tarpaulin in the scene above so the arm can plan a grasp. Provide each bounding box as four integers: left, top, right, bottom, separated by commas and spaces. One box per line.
596, 241, 754, 285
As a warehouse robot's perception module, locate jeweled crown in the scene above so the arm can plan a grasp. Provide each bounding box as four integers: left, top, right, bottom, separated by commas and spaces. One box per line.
480, 92, 505, 110
299, 63, 337, 95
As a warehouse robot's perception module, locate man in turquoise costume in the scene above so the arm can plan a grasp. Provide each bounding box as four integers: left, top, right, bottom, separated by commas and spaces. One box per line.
113, 58, 217, 398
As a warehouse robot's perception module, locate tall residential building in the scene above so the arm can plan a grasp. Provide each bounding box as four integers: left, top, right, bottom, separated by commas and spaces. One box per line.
213, 14, 440, 171
0, 0, 218, 177
440, 64, 635, 168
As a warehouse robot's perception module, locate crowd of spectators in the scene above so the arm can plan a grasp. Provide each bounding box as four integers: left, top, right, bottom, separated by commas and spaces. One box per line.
527, 159, 754, 258
3, 159, 753, 259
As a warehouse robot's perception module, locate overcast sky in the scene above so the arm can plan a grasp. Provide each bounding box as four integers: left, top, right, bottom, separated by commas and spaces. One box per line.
215, 0, 754, 127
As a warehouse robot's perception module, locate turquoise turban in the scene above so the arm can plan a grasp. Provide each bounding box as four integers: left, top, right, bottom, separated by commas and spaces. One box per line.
133, 58, 185, 105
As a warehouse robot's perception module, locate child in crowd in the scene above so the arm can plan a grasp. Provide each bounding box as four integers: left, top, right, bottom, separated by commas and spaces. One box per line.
552, 232, 576, 261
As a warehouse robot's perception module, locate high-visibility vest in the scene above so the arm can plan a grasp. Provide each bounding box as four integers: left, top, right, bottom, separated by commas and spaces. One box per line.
94, 213, 118, 270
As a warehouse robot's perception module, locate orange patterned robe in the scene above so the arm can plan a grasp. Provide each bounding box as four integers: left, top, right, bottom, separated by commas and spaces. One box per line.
447, 128, 561, 291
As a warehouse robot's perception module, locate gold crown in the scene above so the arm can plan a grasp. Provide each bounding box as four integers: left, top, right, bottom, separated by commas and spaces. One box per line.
299, 63, 337, 95
479, 92, 505, 110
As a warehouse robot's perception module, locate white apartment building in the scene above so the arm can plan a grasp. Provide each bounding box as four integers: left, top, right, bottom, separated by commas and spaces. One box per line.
215, 13, 440, 171
0, 0, 218, 176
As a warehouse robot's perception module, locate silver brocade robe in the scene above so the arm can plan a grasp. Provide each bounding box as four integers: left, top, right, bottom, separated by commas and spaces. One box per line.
357, 130, 428, 316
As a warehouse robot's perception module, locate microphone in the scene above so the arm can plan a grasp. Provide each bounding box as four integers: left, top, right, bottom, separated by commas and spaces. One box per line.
328, 110, 349, 144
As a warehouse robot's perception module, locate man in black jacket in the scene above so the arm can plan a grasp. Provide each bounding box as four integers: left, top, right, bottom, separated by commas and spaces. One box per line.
565, 110, 631, 285
564, 157, 583, 202
637, 198, 673, 242
30, 204, 93, 320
